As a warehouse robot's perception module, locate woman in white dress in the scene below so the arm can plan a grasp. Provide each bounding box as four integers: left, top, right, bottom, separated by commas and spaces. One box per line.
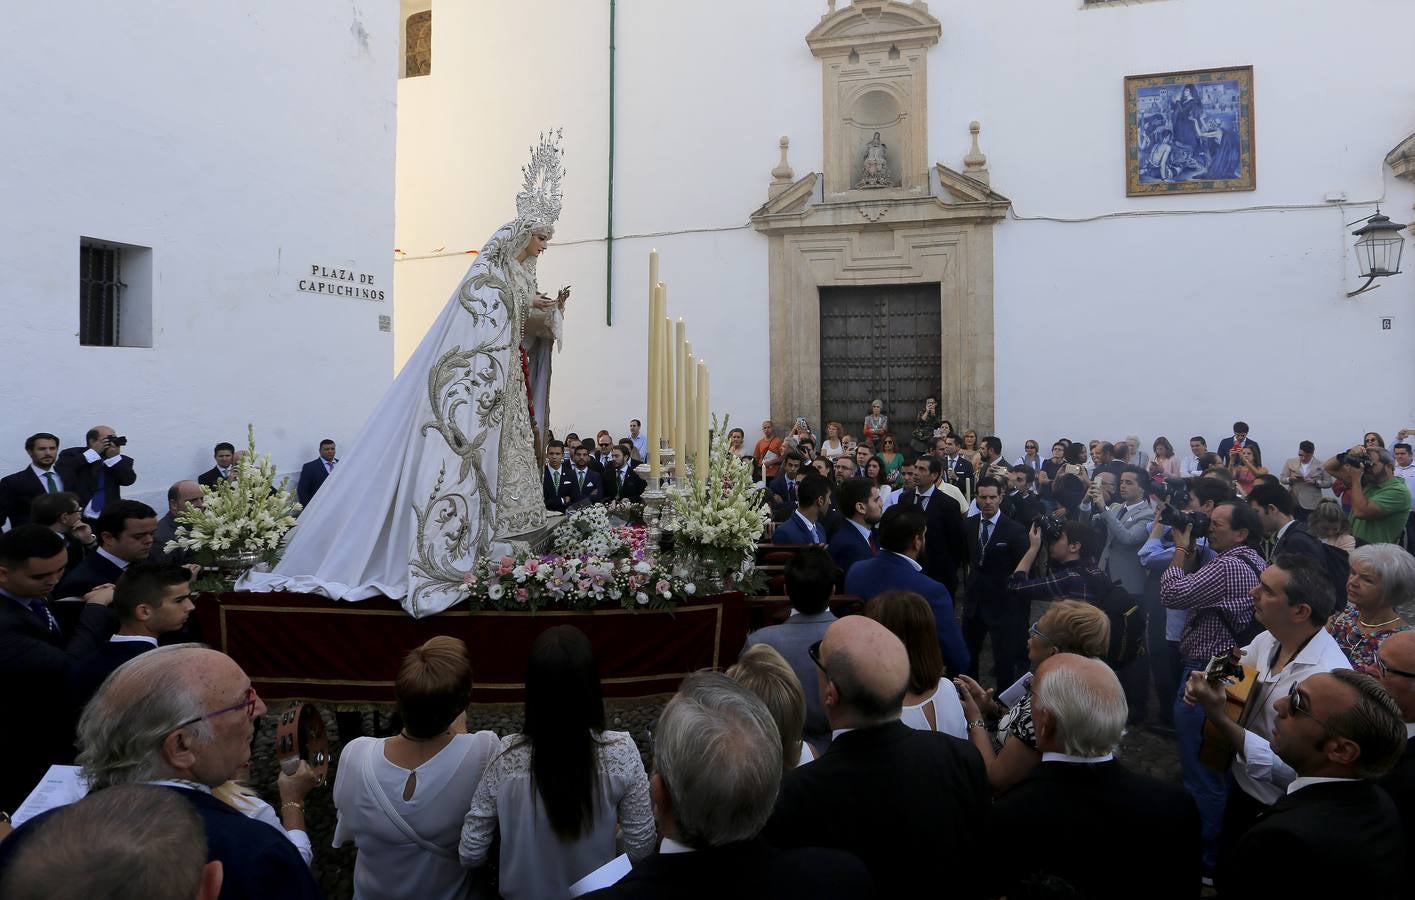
241, 132, 568, 617
727, 643, 815, 768
460, 626, 656, 899
820, 421, 846, 460
333, 637, 500, 900
867, 590, 967, 738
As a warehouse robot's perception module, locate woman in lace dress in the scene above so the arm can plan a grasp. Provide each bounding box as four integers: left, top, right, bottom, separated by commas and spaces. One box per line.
459, 626, 655, 898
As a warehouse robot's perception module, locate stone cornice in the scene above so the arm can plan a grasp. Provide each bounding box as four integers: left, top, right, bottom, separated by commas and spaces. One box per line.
1387, 132, 1415, 182
806, 1, 942, 58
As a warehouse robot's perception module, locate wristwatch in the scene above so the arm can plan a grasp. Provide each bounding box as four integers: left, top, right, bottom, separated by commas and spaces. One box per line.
967, 719, 987, 732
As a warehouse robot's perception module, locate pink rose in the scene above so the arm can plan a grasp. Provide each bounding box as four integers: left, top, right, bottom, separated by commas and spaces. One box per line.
497, 557, 515, 576
655, 579, 670, 595
524, 557, 539, 574
515, 588, 529, 604
463, 571, 477, 585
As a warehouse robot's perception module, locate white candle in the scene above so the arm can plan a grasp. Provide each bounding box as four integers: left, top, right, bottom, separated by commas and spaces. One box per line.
698, 359, 710, 487
647, 278, 661, 481
674, 318, 687, 469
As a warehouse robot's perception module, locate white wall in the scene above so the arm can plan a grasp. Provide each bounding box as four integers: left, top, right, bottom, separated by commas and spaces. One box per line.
395, 0, 1415, 463
0, 0, 398, 507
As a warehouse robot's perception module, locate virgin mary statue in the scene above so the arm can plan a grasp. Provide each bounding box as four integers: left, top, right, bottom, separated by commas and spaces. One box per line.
240, 131, 567, 616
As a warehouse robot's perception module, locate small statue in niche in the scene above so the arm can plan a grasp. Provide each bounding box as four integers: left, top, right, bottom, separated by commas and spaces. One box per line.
856, 131, 894, 188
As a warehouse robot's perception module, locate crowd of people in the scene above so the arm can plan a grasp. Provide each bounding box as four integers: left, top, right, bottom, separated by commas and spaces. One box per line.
2, 415, 1415, 898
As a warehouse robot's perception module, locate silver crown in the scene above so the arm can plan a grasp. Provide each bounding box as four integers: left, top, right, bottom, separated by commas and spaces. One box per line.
515, 129, 565, 233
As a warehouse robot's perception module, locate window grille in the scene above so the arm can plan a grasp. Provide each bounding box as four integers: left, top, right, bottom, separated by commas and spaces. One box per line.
79, 243, 124, 346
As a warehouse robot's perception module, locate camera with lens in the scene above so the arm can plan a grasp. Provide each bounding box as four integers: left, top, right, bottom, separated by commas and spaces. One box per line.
1151, 478, 1189, 509
1031, 513, 1067, 543
1338, 450, 1372, 470
1160, 505, 1210, 539
105, 435, 128, 448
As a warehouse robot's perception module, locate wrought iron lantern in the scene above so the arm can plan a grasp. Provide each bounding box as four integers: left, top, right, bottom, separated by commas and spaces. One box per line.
1349, 207, 1406, 297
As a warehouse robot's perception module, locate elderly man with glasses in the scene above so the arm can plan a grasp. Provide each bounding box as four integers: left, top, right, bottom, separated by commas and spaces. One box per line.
0, 645, 321, 900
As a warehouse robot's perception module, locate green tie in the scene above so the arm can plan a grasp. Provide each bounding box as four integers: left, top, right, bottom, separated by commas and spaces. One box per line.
43, 472, 57, 493
577, 470, 585, 491
551, 469, 560, 490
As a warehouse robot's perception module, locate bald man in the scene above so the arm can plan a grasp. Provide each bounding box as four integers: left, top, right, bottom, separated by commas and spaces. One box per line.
763, 616, 989, 898
151, 480, 202, 565
987, 654, 1199, 900
1372, 630, 1415, 872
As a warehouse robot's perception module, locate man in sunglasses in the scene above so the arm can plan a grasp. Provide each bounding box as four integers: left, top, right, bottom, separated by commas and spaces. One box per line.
1181, 554, 1351, 868
0, 645, 321, 900
1219, 670, 1406, 897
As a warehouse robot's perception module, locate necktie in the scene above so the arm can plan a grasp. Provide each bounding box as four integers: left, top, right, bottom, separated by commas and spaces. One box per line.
551, 469, 561, 490
920, 493, 929, 511
980, 518, 992, 550
868, 532, 879, 553
92, 466, 108, 515
28, 600, 58, 634
577, 469, 585, 491
43, 472, 57, 493
813, 523, 823, 543
788, 482, 796, 503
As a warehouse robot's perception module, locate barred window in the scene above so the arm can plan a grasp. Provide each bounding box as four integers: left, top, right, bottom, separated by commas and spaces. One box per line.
79, 242, 124, 346
405, 10, 431, 78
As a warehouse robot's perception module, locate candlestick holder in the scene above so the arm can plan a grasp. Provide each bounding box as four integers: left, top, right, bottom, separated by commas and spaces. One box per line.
639, 443, 677, 553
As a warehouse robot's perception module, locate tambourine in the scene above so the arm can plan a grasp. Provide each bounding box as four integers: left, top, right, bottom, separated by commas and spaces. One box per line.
275, 702, 331, 786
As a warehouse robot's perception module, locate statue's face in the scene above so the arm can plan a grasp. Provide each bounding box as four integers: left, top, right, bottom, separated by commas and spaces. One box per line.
526, 233, 549, 256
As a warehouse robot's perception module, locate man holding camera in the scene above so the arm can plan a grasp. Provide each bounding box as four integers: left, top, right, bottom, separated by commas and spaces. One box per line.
1160, 499, 1267, 878
1007, 516, 1108, 604
55, 426, 135, 521
1216, 421, 1260, 466
1323, 445, 1411, 546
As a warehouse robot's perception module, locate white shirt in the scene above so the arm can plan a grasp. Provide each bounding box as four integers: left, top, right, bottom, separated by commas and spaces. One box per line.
109, 634, 158, 646
1233, 628, 1353, 803
1286, 775, 1358, 795
1041, 751, 1115, 764
899, 677, 968, 739
660, 837, 696, 855
1274, 519, 1296, 544
1181, 454, 1205, 477
1395, 462, 1415, 498
848, 518, 873, 544
887, 551, 922, 572
30, 464, 62, 490
96, 547, 130, 571
794, 510, 824, 543
323, 458, 338, 474
81, 448, 127, 518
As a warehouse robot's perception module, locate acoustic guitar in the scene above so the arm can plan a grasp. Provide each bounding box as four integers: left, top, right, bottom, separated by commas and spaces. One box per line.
1198, 646, 1257, 772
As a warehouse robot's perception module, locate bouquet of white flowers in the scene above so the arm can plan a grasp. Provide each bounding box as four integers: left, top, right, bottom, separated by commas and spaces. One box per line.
166, 425, 300, 570
668, 415, 771, 556
552, 504, 628, 559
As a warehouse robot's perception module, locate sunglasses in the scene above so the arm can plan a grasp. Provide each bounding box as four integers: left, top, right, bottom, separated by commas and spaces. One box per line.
808, 640, 827, 674
1375, 654, 1415, 680
1286, 682, 1335, 733
173, 687, 260, 731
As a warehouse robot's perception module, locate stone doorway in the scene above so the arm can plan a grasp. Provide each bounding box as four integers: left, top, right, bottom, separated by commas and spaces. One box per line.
818, 283, 941, 438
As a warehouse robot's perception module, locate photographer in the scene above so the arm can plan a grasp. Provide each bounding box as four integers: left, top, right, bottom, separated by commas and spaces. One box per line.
55, 426, 135, 521
1006, 517, 1108, 604
1160, 499, 1266, 878
1323, 446, 1412, 545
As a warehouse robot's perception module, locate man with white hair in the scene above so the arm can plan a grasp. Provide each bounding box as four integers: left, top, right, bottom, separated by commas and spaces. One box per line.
763, 616, 988, 897
987, 654, 1199, 899
0, 645, 319, 900
584, 672, 868, 897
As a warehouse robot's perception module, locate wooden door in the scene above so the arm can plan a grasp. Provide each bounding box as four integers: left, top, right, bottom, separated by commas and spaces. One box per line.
818, 283, 941, 438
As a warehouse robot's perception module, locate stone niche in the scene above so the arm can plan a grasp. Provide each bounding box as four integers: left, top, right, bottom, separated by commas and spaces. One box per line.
751, 0, 1010, 434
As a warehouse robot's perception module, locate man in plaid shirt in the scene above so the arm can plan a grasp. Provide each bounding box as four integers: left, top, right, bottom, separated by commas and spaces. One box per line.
1006, 519, 1109, 604
1160, 499, 1267, 880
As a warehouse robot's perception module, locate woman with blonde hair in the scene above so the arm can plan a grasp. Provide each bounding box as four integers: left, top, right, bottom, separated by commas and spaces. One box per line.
1309, 498, 1357, 552
727, 643, 813, 768
867, 590, 967, 738
334, 636, 500, 900
954, 600, 1111, 795
821, 421, 846, 460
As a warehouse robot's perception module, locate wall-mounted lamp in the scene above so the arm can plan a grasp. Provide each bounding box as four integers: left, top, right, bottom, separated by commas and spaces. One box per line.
1348, 207, 1406, 297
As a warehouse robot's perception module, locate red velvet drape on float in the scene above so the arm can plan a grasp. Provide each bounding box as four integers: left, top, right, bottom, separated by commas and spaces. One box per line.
193, 592, 749, 706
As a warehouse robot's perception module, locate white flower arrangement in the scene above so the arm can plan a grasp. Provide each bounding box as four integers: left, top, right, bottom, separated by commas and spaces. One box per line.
668, 415, 771, 556
166, 425, 300, 566
551, 504, 628, 559
461, 539, 695, 612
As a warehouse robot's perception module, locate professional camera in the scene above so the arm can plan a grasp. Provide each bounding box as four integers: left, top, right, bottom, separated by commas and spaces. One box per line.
1160, 505, 1210, 540
1031, 513, 1067, 543
1151, 478, 1190, 509
105, 435, 129, 448
1338, 450, 1372, 470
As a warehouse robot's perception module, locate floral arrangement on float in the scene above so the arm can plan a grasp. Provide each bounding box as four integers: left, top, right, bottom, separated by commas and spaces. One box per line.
462, 505, 696, 612
166, 425, 301, 586
666, 415, 771, 592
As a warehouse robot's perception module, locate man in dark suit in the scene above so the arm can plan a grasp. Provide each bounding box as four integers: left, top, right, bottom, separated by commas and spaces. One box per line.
151, 481, 202, 565
0, 526, 117, 812
542, 440, 574, 512
764, 615, 989, 898
564, 443, 604, 506
962, 477, 1030, 687
1001, 465, 1043, 526
0, 433, 64, 529
55, 500, 158, 602
895, 455, 966, 595
1221, 669, 1407, 898
54, 425, 136, 521
846, 505, 969, 674
1248, 482, 1330, 562
768, 451, 805, 522
1216, 420, 1260, 469
772, 474, 829, 545
584, 672, 870, 899
67, 563, 195, 722
578, 438, 606, 476
295, 438, 337, 506
937, 435, 974, 495
602, 445, 646, 503
1371, 631, 1415, 869
196, 441, 236, 488
591, 431, 616, 472
0, 645, 322, 900
827, 477, 879, 576
988, 653, 1199, 900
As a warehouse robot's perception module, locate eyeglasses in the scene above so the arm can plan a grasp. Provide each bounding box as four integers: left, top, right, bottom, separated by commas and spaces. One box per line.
1029, 622, 1054, 645
1286, 682, 1335, 733
808, 640, 828, 674
1375, 654, 1415, 680
172, 687, 259, 731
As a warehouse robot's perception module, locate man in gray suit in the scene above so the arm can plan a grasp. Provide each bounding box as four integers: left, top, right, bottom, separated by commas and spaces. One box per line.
1097, 466, 1156, 595
743, 546, 837, 747
1279, 441, 1332, 522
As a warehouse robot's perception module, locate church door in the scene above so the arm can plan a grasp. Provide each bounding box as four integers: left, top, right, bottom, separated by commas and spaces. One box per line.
818, 283, 941, 438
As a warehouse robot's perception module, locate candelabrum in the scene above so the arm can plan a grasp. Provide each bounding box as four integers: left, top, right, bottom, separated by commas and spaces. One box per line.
638, 443, 677, 552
